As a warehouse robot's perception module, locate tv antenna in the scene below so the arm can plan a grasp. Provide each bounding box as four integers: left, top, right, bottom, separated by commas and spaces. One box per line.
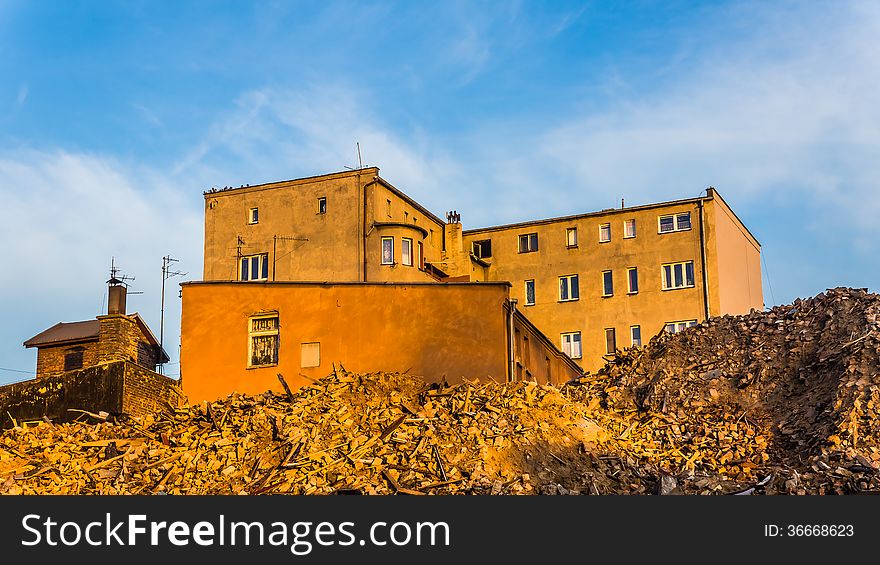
108, 257, 135, 287
343, 142, 366, 170
159, 255, 186, 374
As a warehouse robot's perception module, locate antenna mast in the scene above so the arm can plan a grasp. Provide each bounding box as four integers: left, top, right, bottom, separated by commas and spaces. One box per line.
160, 255, 186, 374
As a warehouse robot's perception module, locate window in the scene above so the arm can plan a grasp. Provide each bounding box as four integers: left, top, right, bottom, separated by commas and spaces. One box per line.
386, 199, 392, 217
417, 241, 424, 269
249, 315, 279, 367
64, 347, 84, 371
627, 267, 639, 294
518, 233, 538, 253
401, 238, 413, 266
240, 253, 269, 281
624, 219, 636, 238
604, 328, 617, 355
561, 332, 582, 359
473, 239, 492, 258
524, 279, 536, 306
665, 320, 698, 334
566, 227, 578, 247
631, 325, 642, 347
381, 237, 394, 265
599, 223, 611, 243
662, 261, 695, 290
317, 197, 327, 214
248, 208, 259, 225
301, 342, 320, 368
659, 212, 692, 233
559, 274, 579, 302
602, 270, 613, 297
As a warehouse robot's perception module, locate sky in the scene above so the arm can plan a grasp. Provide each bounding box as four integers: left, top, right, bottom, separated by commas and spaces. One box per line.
1, 0, 878, 383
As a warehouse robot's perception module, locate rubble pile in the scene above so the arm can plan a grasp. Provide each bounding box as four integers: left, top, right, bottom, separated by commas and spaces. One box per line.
1, 287, 879, 495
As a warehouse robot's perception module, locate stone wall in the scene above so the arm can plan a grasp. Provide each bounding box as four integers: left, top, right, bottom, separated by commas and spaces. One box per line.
0, 361, 180, 429
97, 315, 160, 371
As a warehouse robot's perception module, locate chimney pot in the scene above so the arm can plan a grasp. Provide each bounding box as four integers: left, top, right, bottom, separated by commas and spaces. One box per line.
108, 284, 127, 315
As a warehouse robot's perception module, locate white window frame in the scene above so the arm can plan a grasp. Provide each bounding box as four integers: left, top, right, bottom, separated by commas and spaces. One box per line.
599, 223, 611, 243
518, 233, 539, 253
630, 325, 642, 347
665, 320, 698, 334
627, 267, 639, 294
381, 237, 394, 265
248, 314, 279, 368
566, 227, 578, 248
248, 207, 259, 225
240, 253, 269, 281
561, 331, 582, 359
624, 219, 636, 238
602, 270, 613, 297
317, 197, 327, 214
401, 237, 413, 266
558, 274, 579, 302
658, 212, 692, 233
524, 279, 536, 306
662, 261, 695, 290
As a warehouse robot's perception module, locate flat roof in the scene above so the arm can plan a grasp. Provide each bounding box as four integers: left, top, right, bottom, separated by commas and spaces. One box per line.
181, 280, 512, 288
203, 167, 381, 198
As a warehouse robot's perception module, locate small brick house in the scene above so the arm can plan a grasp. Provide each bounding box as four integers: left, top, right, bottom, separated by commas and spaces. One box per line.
23, 282, 169, 378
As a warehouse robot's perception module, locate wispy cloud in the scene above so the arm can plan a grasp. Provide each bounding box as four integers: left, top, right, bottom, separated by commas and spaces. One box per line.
15, 83, 28, 107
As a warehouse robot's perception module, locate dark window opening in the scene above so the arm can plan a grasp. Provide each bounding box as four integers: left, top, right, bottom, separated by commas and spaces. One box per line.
64, 348, 84, 371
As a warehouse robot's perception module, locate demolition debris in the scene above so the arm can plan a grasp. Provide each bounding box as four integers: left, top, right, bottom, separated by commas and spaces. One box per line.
2, 287, 879, 495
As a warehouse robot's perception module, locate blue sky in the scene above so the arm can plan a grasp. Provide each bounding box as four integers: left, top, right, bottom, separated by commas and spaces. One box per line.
1, 1, 878, 383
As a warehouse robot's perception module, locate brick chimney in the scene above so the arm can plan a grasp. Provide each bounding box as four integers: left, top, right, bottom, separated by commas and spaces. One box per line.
108, 282, 127, 315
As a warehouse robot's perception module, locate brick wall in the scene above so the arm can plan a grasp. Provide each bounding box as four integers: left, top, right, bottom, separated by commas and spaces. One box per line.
122, 364, 180, 417
35, 340, 100, 379
97, 315, 160, 371
0, 361, 181, 429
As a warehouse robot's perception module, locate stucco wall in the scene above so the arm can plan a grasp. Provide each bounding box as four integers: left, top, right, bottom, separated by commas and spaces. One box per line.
463, 201, 708, 372
706, 195, 764, 314
180, 282, 514, 403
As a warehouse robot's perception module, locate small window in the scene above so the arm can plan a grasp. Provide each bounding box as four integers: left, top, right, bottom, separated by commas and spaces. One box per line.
249, 315, 279, 367
604, 328, 617, 355
518, 233, 538, 253
301, 342, 320, 368
624, 219, 636, 238
401, 238, 413, 266
627, 267, 639, 294
240, 253, 269, 281
599, 223, 611, 243
318, 197, 327, 214
248, 208, 259, 225
665, 320, 698, 334
472, 239, 492, 258
566, 227, 578, 248
417, 241, 424, 269
64, 347, 84, 371
561, 331, 582, 359
630, 325, 642, 347
559, 274, 579, 302
662, 261, 695, 290
381, 237, 394, 265
524, 279, 536, 306
659, 212, 692, 233
602, 270, 613, 297
386, 199, 392, 217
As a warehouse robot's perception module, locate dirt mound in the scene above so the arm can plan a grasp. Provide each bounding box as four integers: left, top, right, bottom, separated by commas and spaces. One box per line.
2, 287, 879, 495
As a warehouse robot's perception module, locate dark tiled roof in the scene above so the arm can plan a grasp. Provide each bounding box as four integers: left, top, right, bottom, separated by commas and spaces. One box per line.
23, 320, 100, 348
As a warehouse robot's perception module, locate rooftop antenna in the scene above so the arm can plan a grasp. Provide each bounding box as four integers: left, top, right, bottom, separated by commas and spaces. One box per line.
108, 256, 135, 287
357, 142, 363, 169
160, 255, 186, 374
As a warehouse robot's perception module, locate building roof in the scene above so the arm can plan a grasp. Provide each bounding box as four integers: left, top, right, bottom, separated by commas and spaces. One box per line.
23, 320, 100, 348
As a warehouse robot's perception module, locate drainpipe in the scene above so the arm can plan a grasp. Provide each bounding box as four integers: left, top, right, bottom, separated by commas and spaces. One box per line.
507, 298, 518, 382
697, 198, 710, 320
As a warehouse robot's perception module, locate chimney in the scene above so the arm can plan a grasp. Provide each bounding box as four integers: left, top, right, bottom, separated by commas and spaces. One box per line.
108, 283, 127, 315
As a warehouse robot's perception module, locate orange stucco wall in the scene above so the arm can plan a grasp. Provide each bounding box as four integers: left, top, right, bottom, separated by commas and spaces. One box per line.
706, 195, 764, 314
180, 282, 515, 403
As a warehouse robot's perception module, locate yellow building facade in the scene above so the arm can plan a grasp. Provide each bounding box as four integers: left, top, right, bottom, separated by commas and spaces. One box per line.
194, 168, 761, 391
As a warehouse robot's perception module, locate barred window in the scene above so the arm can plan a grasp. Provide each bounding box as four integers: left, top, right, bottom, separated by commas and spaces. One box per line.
249, 314, 279, 367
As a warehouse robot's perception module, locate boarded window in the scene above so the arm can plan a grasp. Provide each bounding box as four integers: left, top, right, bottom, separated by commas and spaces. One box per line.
301, 342, 320, 368
64, 347, 84, 371
249, 315, 279, 367
605, 328, 617, 355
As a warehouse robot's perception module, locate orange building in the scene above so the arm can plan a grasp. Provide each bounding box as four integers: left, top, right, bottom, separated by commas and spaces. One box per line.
182, 167, 761, 401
